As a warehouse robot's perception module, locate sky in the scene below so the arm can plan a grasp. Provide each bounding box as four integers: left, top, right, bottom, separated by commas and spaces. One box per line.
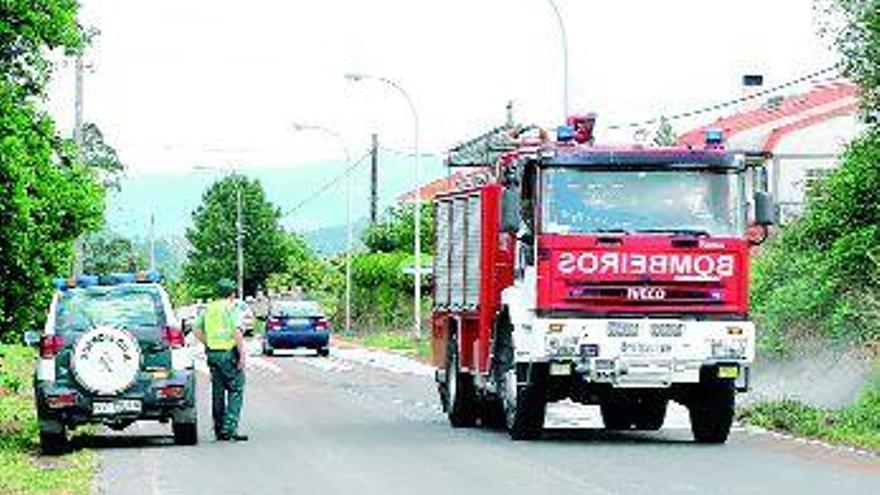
42, 0, 839, 179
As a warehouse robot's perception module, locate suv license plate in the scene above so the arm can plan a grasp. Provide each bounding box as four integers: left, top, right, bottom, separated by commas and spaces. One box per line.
93, 399, 142, 415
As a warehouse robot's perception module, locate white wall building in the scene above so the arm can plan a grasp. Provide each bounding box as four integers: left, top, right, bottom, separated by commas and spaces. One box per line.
680, 81, 863, 223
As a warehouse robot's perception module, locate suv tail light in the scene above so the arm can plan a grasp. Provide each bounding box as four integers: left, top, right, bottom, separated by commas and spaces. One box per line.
39, 335, 63, 359
315, 318, 330, 330
163, 326, 185, 348
267, 319, 283, 331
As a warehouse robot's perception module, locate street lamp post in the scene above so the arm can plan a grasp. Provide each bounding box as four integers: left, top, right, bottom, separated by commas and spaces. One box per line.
344, 72, 422, 338
194, 165, 245, 300
290, 123, 353, 334
544, 0, 569, 119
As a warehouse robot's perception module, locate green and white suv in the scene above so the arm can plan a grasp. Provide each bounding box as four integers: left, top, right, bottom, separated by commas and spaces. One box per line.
28, 273, 197, 455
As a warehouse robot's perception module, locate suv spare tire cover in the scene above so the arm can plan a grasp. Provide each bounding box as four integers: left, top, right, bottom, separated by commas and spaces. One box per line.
72, 326, 141, 395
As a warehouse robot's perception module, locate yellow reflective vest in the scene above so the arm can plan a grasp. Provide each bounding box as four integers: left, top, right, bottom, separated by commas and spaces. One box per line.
203, 300, 237, 351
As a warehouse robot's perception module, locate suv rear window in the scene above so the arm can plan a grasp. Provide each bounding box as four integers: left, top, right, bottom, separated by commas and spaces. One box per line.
55, 285, 166, 332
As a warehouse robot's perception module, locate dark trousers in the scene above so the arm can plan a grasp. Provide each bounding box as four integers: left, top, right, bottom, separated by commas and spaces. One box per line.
206, 349, 245, 437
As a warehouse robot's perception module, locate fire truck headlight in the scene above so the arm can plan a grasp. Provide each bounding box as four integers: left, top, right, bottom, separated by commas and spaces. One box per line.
711, 338, 748, 359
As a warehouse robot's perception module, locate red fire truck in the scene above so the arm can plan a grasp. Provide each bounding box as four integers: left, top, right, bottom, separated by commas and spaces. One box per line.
431, 115, 774, 443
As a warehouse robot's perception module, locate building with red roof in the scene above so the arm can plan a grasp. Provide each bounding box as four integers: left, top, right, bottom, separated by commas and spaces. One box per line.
402, 79, 863, 223
679, 80, 862, 222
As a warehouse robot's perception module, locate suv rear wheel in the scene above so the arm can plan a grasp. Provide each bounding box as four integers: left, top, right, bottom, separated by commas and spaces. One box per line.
172, 408, 198, 445
39, 421, 69, 456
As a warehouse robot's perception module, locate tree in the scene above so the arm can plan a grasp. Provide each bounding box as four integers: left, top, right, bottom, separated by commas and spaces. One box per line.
0, 2, 105, 343
0, 1, 84, 93
82, 229, 145, 274
362, 202, 434, 254
266, 232, 338, 295
184, 175, 287, 298
81, 122, 125, 189
829, 0, 880, 120
653, 116, 678, 146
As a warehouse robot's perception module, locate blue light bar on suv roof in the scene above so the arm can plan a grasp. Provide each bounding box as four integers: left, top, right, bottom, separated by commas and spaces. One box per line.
53, 272, 162, 291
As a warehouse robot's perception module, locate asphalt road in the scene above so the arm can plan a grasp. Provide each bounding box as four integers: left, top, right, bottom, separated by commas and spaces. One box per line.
86, 345, 880, 495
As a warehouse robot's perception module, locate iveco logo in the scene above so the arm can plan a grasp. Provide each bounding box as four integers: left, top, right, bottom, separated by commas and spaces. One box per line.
626, 287, 666, 300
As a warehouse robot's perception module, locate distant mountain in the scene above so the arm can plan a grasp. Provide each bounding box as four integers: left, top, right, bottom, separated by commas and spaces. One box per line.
106, 154, 446, 255
302, 218, 372, 256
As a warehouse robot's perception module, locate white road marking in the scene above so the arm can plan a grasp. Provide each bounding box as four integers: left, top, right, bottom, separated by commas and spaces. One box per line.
333, 347, 435, 377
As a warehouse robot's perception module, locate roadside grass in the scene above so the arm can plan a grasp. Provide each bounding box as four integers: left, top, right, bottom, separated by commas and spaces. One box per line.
0, 345, 97, 495
738, 377, 880, 452
344, 331, 432, 363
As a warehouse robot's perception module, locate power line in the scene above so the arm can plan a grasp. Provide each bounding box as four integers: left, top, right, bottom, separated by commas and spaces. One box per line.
606, 65, 841, 130
281, 151, 371, 219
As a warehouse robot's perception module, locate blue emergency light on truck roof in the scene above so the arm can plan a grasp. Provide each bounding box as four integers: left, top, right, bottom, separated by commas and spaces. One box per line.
545, 148, 742, 170
556, 125, 575, 142
705, 128, 724, 146
52, 271, 162, 290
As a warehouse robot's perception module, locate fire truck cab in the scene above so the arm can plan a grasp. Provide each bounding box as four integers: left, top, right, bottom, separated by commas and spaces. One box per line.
432, 117, 774, 443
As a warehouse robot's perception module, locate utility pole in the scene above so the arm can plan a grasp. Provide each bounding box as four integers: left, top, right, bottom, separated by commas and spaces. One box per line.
149, 212, 156, 272
236, 183, 244, 300
370, 133, 379, 225
71, 53, 85, 277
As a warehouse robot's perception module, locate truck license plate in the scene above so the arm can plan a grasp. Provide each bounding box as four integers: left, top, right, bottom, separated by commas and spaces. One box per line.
93, 399, 142, 415
620, 341, 672, 356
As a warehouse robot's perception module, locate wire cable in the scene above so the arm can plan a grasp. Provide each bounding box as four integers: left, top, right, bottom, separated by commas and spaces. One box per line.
605, 65, 841, 130
281, 151, 371, 218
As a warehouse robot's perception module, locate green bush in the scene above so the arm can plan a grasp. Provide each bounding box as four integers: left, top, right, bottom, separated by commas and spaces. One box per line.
752, 130, 880, 351
740, 377, 880, 451
350, 252, 413, 332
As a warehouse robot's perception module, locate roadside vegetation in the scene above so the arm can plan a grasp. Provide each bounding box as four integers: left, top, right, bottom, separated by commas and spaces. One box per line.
0, 346, 96, 495
745, 0, 879, 449
739, 377, 880, 451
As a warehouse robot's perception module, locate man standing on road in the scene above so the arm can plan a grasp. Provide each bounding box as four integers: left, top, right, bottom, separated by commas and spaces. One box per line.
194, 278, 249, 442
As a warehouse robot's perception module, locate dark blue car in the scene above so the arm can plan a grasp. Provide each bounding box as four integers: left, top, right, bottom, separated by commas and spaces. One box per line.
261, 301, 330, 357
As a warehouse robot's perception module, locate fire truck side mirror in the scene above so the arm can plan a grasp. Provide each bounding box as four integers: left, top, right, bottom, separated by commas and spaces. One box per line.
754, 191, 776, 226
500, 188, 522, 233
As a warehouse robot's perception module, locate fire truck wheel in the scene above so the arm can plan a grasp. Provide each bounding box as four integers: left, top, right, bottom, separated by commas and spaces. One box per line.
494, 318, 545, 440
689, 384, 735, 444
479, 397, 506, 430
446, 329, 478, 428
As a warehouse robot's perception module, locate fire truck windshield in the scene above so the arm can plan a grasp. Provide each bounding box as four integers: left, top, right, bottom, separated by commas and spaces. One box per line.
540, 167, 746, 237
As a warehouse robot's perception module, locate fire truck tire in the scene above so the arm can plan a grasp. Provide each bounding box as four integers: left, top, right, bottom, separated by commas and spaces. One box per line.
689, 384, 735, 444
505, 382, 547, 440
479, 397, 506, 430
446, 329, 478, 428
493, 316, 545, 440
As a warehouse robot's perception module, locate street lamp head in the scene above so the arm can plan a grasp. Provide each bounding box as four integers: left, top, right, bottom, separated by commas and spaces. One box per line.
343, 72, 365, 83
291, 122, 313, 132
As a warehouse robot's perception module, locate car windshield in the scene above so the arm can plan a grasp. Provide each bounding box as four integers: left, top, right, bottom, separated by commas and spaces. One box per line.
55, 285, 165, 332
540, 167, 746, 237
271, 301, 323, 317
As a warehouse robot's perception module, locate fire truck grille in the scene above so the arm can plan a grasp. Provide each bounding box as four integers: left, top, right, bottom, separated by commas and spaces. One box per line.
564, 280, 726, 306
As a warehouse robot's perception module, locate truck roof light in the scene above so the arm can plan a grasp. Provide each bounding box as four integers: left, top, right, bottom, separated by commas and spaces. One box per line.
556, 125, 575, 142
76, 275, 99, 288
108, 273, 136, 284
705, 128, 724, 147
